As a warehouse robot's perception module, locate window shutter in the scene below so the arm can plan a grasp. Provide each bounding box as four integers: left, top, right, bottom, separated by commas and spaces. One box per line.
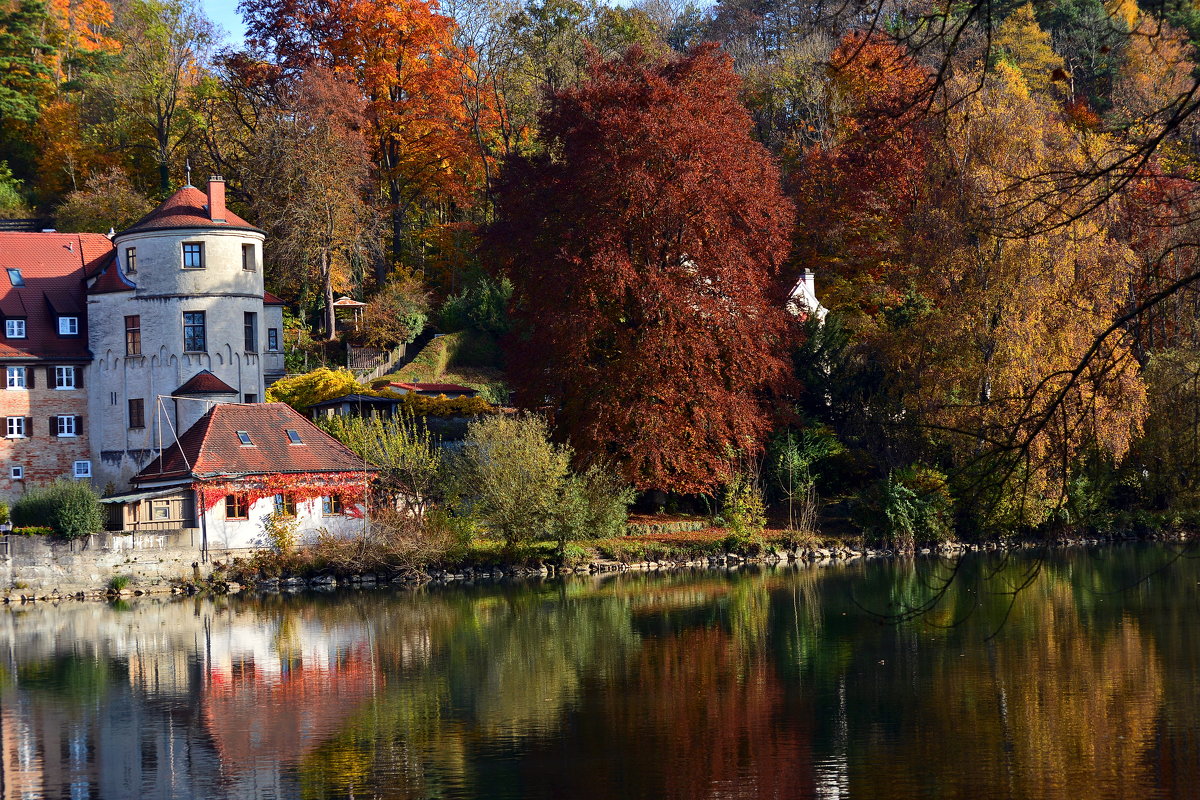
48, 417, 55, 436
27, 368, 34, 389
75, 415, 83, 434
24, 417, 32, 436
46, 366, 54, 386
75, 366, 84, 388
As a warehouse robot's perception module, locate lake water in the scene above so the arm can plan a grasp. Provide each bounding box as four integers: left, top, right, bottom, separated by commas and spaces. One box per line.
2, 544, 1199, 799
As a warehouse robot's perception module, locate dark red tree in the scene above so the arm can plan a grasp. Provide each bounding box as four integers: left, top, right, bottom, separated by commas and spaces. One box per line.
488, 45, 795, 494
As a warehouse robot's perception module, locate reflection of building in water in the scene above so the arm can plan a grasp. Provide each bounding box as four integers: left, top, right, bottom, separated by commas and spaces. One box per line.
1, 700, 42, 800
0, 601, 378, 799
201, 617, 381, 798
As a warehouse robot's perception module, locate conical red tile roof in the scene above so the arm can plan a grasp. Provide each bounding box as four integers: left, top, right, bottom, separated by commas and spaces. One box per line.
120, 186, 262, 235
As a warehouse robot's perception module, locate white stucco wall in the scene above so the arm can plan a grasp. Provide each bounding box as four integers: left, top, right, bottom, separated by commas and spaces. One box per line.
88, 226, 270, 490
263, 303, 285, 383
203, 496, 368, 551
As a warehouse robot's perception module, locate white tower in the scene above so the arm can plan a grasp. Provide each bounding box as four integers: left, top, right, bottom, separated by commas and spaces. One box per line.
87, 177, 284, 490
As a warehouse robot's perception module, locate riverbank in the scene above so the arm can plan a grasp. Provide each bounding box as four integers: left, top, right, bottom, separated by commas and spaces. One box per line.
3, 525, 1193, 603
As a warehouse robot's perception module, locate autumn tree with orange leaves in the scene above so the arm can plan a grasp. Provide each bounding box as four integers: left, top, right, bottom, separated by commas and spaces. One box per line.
241, 0, 495, 273
489, 45, 794, 494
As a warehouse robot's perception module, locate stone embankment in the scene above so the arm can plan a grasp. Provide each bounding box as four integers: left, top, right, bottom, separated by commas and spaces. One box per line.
4, 530, 1189, 602
0, 530, 242, 603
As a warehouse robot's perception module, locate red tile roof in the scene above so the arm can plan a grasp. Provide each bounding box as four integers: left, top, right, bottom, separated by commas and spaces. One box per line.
121, 185, 262, 235
263, 290, 286, 305
176, 370, 238, 395
389, 382, 477, 394
88, 256, 134, 294
0, 232, 110, 360
134, 403, 375, 482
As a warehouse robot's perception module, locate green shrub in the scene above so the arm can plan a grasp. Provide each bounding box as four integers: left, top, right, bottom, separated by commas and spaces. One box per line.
11, 481, 104, 540
555, 462, 635, 549
10, 526, 54, 536
107, 575, 132, 593
720, 472, 766, 538
447, 414, 632, 554
264, 510, 299, 554
851, 465, 955, 550
438, 275, 513, 336
448, 414, 571, 550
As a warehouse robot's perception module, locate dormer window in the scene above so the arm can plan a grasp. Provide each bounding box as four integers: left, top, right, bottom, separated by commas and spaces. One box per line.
285, 429, 303, 445
236, 430, 253, 446
6, 268, 23, 286
5, 319, 25, 338
182, 242, 204, 269
58, 316, 79, 336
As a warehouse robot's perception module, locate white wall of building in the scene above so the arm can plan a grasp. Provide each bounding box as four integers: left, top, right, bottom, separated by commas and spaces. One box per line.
203, 495, 367, 551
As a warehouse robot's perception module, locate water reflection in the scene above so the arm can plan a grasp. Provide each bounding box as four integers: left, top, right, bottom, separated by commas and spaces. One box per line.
1, 546, 1198, 799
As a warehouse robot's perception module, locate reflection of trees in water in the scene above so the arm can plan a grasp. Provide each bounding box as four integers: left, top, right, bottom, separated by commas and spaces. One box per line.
532, 625, 815, 800
3, 551, 1200, 799
826, 556, 1167, 800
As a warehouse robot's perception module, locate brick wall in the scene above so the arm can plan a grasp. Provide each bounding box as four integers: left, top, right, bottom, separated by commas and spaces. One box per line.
0, 369, 90, 502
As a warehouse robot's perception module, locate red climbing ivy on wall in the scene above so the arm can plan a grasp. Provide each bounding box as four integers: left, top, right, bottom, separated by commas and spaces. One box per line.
194, 471, 373, 512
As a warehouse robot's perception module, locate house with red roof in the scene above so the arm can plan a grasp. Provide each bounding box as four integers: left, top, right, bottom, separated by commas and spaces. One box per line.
108, 403, 374, 549
0, 231, 113, 497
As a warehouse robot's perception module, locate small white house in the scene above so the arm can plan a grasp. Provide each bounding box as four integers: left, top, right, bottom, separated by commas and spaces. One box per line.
787, 269, 828, 321
117, 402, 375, 551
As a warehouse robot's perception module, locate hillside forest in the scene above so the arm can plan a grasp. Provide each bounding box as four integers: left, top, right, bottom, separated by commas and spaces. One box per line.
5, 0, 1200, 543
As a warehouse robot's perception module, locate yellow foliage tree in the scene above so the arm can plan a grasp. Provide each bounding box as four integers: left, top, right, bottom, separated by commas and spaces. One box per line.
993, 4, 1066, 96
265, 368, 365, 409
863, 63, 1147, 528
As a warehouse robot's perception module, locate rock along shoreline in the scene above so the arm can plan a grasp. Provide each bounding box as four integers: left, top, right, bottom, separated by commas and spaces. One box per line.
3, 530, 1192, 605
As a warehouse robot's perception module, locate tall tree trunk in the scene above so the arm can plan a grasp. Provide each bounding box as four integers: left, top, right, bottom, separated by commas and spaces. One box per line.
321, 248, 336, 341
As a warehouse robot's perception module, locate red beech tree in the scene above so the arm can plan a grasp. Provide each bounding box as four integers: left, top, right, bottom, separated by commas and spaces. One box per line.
489, 45, 795, 495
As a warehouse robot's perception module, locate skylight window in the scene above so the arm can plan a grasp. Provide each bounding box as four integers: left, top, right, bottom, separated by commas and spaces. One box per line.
7, 268, 23, 286
236, 431, 253, 446
285, 429, 303, 445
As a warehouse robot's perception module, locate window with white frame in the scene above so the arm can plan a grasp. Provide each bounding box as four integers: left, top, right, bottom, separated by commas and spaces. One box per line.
56, 416, 77, 437
54, 366, 75, 389
58, 316, 79, 336
10, 465, 23, 480
6, 417, 25, 437
182, 242, 204, 269
6, 366, 25, 389
5, 319, 25, 338
73, 460, 91, 479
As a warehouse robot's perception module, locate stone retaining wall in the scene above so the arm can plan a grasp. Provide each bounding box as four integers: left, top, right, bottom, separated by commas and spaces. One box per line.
0, 530, 228, 599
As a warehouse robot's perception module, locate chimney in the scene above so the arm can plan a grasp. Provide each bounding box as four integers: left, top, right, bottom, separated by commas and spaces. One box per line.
207, 176, 226, 223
